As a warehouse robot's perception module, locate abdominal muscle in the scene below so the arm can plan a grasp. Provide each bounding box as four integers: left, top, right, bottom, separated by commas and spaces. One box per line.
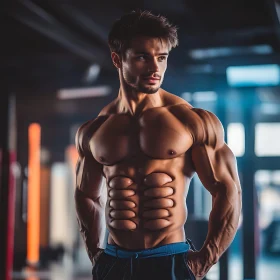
105, 171, 188, 249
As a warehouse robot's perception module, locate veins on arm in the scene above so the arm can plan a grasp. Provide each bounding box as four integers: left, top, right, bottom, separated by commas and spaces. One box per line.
188, 109, 242, 274
74, 119, 107, 263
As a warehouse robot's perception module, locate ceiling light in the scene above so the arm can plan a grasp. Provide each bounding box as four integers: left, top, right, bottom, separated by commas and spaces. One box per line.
57, 86, 111, 100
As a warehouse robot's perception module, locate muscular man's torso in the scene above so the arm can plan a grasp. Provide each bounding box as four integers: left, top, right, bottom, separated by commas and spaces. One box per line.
82, 94, 206, 250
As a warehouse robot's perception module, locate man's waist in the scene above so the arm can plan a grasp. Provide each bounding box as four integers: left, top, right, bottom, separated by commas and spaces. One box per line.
104, 242, 190, 259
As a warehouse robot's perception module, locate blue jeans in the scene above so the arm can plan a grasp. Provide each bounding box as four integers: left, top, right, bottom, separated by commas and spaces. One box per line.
92, 241, 196, 280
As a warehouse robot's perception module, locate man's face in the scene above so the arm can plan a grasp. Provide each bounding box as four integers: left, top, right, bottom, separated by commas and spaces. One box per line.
119, 36, 169, 94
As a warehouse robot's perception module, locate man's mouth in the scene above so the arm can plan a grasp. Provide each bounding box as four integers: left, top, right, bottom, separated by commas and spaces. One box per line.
143, 75, 161, 83
143, 75, 160, 80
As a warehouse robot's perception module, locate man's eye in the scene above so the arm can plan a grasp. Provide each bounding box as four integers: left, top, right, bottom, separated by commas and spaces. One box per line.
137, 56, 146, 60
158, 56, 167, 62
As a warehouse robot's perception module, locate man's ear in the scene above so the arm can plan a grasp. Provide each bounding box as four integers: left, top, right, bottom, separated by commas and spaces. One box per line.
111, 52, 122, 69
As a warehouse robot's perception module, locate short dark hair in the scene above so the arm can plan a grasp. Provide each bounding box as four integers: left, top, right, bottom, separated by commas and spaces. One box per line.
108, 10, 178, 55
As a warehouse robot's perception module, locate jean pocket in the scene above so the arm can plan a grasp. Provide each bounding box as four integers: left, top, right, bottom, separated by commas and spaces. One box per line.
92, 253, 117, 280
183, 252, 196, 280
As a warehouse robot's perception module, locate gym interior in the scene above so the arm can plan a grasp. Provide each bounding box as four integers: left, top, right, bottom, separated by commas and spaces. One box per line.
2, 1, 280, 279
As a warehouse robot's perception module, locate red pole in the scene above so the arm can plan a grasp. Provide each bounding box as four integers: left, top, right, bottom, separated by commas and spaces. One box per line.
0, 94, 17, 280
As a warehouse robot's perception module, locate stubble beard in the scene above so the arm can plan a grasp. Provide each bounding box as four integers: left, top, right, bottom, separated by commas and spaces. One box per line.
134, 83, 160, 94
122, 71, 162, 94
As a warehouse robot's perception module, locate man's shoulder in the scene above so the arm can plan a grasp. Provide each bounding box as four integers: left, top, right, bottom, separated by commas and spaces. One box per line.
165, 98, 221, 130
75, 115, 109, 155
190, 108, 223, 134
188, 108, 224, 148
75, 99, 119, 154
162, 91, 215, 120
163, 96, 224, 147
160, 90, 206, 124
161, 90, 192, 109
98, 99, 119, 116
77, 100, 117, 137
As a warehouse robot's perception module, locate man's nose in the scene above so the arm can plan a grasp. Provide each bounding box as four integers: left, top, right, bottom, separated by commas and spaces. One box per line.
148, 58, 160, 72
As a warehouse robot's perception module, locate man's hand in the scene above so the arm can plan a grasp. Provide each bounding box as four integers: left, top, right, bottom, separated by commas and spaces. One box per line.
185, 109, 242, 279
92, 248, 104, 266
186, 250, 213, 280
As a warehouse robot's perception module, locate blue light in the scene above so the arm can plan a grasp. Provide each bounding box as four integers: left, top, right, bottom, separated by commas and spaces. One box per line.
226, 64, 280, 87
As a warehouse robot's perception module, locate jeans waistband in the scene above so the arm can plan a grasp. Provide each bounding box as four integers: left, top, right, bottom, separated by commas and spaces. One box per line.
104, 242, 190, 259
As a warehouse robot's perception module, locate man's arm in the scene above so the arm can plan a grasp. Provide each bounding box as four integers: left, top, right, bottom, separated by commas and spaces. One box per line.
187, 109, 242, 279
75, 120, 107, 265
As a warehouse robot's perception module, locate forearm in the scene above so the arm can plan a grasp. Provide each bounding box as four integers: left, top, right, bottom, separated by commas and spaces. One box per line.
75, 188, 106, 263
201, 182, 242, 265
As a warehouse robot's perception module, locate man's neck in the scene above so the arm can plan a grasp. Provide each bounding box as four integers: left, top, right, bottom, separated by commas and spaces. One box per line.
117, 87, 163, 117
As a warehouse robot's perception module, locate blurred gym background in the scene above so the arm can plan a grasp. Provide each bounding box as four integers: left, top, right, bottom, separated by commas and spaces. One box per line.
1, 0, 280, 279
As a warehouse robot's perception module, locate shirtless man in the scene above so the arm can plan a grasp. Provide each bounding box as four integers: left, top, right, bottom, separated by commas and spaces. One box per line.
75, 10, 242, 280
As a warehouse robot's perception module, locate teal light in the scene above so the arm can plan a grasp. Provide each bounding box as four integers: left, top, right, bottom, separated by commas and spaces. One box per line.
226, 64, 280, 87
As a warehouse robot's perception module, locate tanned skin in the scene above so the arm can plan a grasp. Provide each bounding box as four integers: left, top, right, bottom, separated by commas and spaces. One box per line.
75, 35, 242, 279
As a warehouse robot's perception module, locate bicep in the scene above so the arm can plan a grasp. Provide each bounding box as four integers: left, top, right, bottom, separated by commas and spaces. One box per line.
75, 118, 106, 200
76, 154, 104, 200
191, 143, 241, 198
75, 154, 106, 231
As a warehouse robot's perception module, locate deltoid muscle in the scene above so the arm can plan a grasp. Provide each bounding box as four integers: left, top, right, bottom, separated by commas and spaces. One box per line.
108, 172, 175, 231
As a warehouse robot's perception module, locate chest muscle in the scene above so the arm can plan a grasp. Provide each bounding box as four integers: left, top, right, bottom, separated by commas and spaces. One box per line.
90, 110, 193, 165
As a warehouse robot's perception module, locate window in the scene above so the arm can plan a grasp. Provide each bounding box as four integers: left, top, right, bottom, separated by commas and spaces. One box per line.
255, 123, 280, 156
227, 123, 245, 157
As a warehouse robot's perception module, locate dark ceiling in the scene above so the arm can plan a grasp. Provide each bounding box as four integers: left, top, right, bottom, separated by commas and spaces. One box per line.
3, 0, 280, 120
